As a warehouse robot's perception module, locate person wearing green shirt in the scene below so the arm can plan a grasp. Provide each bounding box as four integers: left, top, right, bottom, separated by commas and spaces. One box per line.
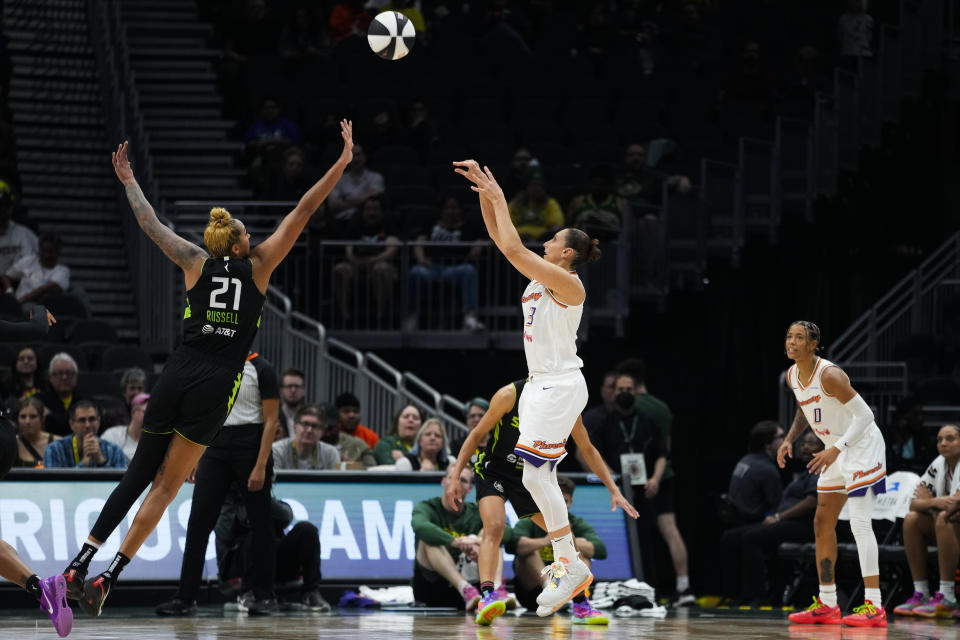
373, 404, 422, 465
411, 466, 514, 611
506, 476, 607, 613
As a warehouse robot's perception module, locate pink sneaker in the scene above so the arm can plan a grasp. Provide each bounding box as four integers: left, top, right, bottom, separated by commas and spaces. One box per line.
494, 585, 518, 610
571, 599, 609, 625
461, 584, 481, 611
893, 591, 927, 616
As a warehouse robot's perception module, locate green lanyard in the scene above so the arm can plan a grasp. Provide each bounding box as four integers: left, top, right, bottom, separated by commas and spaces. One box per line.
72, 435, 81, 466
292, 442, 319, 469
619, 415, 640, 454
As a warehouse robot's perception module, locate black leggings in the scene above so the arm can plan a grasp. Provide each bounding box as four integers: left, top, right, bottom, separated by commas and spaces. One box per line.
90, 431, 174, 543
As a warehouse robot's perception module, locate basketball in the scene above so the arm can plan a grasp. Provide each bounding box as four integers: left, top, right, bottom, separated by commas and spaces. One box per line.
367, 11, 416, 61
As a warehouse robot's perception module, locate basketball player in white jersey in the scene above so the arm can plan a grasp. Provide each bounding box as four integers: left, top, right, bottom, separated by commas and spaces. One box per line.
779, 321, 887, 627
454, 160, 601, 616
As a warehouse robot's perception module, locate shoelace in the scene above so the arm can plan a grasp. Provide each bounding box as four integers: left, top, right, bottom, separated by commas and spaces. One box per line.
852, 602, 878, 616
541, 562, 567, 588
804, 596, 825, 611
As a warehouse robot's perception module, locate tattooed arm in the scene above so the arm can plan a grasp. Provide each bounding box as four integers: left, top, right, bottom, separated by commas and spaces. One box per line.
776, 408, 809, 469
112, 142, 205, 272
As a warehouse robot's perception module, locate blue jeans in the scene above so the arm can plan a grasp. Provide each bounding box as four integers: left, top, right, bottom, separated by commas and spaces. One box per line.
407, 263, 478, 313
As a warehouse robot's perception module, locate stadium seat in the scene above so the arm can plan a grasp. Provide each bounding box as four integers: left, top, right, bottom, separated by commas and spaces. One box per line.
100, 346, 153, 374
76, 371, 123, 399
68, 319, 119, 345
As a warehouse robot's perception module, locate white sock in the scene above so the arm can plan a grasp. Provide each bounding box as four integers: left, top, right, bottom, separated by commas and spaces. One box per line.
551, 533, 578, 565
940, 581, 954, 600
819, 584, 837, 608
676, 575, 690, 592
86, 539, 102, 549
914, 581, 929, 597
864, 587, 881, 606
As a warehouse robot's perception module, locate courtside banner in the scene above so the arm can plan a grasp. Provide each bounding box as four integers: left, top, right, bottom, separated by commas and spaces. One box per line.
0, 471, 634, 581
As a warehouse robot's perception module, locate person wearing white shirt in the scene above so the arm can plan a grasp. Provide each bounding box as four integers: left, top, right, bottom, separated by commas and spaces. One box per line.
326, 145, 384, 218
0, 188, 38, 275
2, 233, 70, 303
101, 393, 149, 462
271, 404, 340, 470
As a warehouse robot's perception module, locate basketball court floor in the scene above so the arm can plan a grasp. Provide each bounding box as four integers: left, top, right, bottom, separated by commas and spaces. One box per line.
3, 607, 960, 639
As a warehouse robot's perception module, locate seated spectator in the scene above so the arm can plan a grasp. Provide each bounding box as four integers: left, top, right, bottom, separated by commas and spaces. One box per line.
615, 143, 691, 210
507, 168, 564, 241
448, 397, 490, 459
0, 183, 37, 276
39, 352, 82, 436
279, 7, 330, 62
411, 466, 487, 610
726, 421, 785, 524
11, 396, 58, 468
332, 195, 399, 326
506, 475, 607, 611
373, 404, 423, 464
894, 424, 960, 617
887, 394, 936, 475
120, 367, 147, 414
100, 393, 148, 462
1, 346, 44, 405
318, 401, 376, 468
567, 165, 631, 240
328, 0, 372, 44
245, 97, 301, 176
263, 147, 311, 201
213, 488, 331, 613
500, 148, 534, 202
278, 368, 307, 438
405, 99, 439, 163
2, 232, 70, 304
327, 145, 384, 219
405, 195, 485, 332
334, 392, 379, 448
397, 418, 450, 471
43, 400, 127, 469
272, 404, 340, 470
719, 429, 822, 605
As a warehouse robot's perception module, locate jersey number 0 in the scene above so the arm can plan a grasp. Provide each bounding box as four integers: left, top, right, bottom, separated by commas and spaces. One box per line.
210, 276, 242, 311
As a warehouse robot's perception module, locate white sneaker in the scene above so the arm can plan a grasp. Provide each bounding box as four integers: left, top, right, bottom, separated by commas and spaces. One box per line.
535, 559, 593, 616
462, 312, 485, 332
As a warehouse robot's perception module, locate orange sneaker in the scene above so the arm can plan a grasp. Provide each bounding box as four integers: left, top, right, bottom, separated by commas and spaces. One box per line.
842, 600, 887, 627
787, 597, 843, 625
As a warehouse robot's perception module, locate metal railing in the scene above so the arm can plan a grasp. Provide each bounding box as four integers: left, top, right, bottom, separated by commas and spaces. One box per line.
830, 231, 960, 363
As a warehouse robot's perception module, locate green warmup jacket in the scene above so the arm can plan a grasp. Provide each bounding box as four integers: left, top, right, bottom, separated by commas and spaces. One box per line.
505, 513, 607, 564
411, 496, 516, 563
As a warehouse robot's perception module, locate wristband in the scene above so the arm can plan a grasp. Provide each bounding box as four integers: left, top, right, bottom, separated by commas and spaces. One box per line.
775, 512, 781, 522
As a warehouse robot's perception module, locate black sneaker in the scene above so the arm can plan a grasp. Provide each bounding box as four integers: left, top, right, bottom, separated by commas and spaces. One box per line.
248, 598, 279, 616
156, 597, 198, 616
301, 590, 332, 613
62, 566, 87, 601
79, 575, 111, 617
671, 589, 696, 607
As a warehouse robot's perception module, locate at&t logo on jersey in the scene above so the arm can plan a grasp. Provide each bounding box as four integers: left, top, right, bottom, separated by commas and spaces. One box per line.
201, 324, 214, 335
215, 327, 237, 337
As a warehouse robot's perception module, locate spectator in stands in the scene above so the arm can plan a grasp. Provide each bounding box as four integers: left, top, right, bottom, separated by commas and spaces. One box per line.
319, 401, 376, 468
449, 397, 490, 458
334, 392, 379, 448
215, 489, 331, 613
272, 404, 340, 470
244, 97, 301, 180
364, 109, 403, 156
567, 165, 631, 240
278, 368, 306, 437
100, 393, 147, 462
397, 418, 450, 471
615, 143, 691, 210
501, 148, 534, 201
886, 394, 936, 475
332, 195, 399, 326
39, 352, 82, 436
43, 400, 127, 469
894, 424, 960, 617
581, 371, 617, 435
120, 367, 147, 413
507, 167, 564, 241
327, 145, 384, 219
838, 0, 873, 63
279, 7, 331, 63
383, 1, 426, 32
405, 195, 485, 332
615, 357, 694, 606
373, 404, 423, 464
328, 1, 373, 44
2, 232, 70, 305
264, 147, 311, 201
727, 421, 785, 524
406, 99, 440, 163
506, 475, 606, 611
11, 396, 58, 468
411, 465, 487, 610
0, 183, 37, 276
720, 429, 822, 605
1, 346, 43, 405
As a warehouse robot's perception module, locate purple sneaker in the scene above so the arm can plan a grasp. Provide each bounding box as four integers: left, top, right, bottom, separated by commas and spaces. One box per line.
571, 599, 609, 625
39, 575, 73, 638
893, 590, 927, 616
337, 590, 380, 608
474, 591, 506, 626
460, 584, 481, 612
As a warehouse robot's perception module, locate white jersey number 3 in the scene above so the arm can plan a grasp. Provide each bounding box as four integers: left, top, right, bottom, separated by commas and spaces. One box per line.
210, 276, 242, 310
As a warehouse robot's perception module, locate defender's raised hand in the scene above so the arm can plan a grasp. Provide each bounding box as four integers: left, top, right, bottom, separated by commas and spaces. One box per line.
112, 141, 135, 185
340, 119, 354, 164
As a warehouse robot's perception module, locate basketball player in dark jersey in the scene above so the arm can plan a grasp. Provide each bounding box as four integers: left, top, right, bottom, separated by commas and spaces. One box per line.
64, 121, 354, 617
446, 379, 638, 625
